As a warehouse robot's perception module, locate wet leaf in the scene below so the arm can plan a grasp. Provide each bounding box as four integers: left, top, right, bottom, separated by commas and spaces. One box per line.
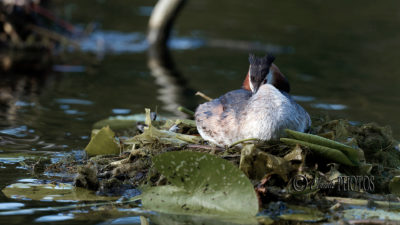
139, 151, 258, 217
2, 182, 118, 201
283, 145, 304, 162
280, 138, 356, 166
84, 126, 120, 156
239, 144, 292, 181
389, 176, 400, 197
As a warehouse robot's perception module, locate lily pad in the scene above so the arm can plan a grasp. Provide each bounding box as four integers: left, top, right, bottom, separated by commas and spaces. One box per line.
84, 126, 120, 156
2, 182, 118, 201
139, 151, 258, 217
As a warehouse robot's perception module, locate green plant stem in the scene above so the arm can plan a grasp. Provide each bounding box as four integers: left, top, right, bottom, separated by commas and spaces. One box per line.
280, 138, 356, 166
229, 138, 259, 148
177, 106, 194, 116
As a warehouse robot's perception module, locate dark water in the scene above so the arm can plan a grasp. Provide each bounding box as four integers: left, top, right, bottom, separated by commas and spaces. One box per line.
1, 0, 400, 224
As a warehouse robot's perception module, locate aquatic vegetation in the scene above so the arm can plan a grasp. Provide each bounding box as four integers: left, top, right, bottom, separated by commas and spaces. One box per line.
138, 151, 258, 217
84, 126, 120, 156
283, 129, 361, 165
280, 138, 357, 166
3, 108, 400, 223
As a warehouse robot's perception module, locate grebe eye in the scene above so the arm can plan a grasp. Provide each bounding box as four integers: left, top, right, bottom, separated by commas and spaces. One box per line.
263, 79, 267, 84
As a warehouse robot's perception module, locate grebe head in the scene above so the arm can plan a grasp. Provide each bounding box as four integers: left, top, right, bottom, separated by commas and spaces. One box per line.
242, 54, 291, 93
242, 54, 274, 93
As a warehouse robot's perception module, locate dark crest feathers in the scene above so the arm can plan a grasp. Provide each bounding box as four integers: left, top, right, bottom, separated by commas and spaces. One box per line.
248, 54, 275, 66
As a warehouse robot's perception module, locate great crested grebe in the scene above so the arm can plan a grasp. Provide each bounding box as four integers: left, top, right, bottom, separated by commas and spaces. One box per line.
195, 54, 311, 147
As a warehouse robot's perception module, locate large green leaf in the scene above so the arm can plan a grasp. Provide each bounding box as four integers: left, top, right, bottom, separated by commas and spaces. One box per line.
139, 151, 258, 217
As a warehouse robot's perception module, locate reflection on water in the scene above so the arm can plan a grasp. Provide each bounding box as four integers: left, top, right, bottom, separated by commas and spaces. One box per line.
311, 103, 347, 111
35, 214, 75, 222
78, 30, 292, 55
0, 125, 30, 137
0, 202, 25, 210
52, 65, 86, 73
100, 216, 142, 225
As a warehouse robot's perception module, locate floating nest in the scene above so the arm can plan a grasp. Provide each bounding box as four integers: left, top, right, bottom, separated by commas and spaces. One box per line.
41, 109, 400, 206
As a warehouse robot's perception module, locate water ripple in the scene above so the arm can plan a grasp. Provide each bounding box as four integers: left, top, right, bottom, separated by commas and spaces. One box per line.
0, 126, 28, 137
55, 98, 94, 105
78, 30, 291, 55
311, 103, 347, 110
0, 202, 25, 210
35, 214, 74, 222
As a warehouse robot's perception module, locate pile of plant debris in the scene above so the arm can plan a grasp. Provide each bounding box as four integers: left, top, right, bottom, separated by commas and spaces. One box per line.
16, 108, 400, 223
